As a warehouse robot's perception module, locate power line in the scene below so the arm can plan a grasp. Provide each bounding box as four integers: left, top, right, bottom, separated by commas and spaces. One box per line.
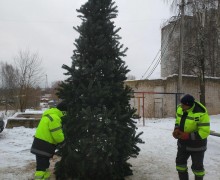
140, 12, 181, 80
145, 56, 161, 79
140, 49, 160, 79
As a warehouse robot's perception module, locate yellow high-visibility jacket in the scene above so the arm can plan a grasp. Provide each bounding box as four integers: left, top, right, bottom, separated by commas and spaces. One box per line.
31, 108, 65, 157
175, 101, 210, 151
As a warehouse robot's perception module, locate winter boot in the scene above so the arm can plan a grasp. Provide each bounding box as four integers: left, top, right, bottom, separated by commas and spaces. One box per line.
178, 172, 189, 180
34, 171, 46, 180
44, 169, 51, 180
195, 176, 203, 180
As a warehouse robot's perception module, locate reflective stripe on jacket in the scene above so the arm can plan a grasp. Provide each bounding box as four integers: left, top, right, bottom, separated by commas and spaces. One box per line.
31, 108, 65, 157
175, 101, 210, 151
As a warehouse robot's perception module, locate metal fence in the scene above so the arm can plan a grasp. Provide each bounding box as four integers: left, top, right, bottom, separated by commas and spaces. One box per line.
130, 92, 183, 126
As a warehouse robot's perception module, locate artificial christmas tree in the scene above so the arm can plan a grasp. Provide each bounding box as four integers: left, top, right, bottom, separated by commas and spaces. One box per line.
55, 0, 143, 179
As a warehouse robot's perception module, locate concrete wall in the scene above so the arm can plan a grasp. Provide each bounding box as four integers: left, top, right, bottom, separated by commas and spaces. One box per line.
161, 16, 196, 78
125, 75, 220, 118
161, 12, 220, 78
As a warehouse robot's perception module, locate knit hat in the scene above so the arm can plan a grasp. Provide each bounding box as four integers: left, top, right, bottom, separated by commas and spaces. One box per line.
180, 94, 195, 107
56, 101, 67, 111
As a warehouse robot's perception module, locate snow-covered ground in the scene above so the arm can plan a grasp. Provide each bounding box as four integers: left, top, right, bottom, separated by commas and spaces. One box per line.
0, 115, 220, 180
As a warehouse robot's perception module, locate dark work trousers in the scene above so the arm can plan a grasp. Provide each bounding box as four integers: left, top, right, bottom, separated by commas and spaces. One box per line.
176, 147, 205, 176
36, 155, 50, 171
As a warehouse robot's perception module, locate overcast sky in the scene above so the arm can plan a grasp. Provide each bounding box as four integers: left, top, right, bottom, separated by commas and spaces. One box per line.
0, 0, 173, 86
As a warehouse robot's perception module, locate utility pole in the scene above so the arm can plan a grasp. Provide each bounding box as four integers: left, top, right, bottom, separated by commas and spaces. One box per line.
218, 0, 220, 50
45, 74, 49, 92
177, 0, 185, 103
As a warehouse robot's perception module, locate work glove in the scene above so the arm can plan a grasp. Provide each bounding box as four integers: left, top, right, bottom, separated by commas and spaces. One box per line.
55, 141, 66, 156
172, 128, 181, 139
177, 131, 189, 140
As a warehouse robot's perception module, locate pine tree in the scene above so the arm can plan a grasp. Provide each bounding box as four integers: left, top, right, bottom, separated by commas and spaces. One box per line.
55, 0, 143, 179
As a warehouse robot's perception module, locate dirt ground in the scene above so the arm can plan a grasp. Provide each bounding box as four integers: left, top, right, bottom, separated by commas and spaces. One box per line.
0, 155, 59, 180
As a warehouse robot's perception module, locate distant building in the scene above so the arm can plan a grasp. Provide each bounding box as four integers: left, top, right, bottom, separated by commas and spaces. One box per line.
161, 9, 220, 78
125, 9, 220, 118
40, 97, 49, 109
125, 75, 220, 118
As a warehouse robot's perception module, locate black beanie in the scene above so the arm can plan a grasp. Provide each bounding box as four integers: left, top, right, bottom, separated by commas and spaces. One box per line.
56, 101, 67, 111
181, 94, 195, 107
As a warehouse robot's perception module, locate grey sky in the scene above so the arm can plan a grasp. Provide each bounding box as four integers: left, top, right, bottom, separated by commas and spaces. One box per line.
0, 0, 172, 86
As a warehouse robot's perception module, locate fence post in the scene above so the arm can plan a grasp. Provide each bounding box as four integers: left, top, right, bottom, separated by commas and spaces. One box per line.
142, 92, 145, 126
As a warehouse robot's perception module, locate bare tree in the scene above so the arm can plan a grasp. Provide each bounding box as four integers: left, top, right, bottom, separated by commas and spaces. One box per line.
14, 49, 44, 112
164, 0, 219, 105
185, 0, 218, 104
0, 62, 19, 112
217, 0, 220, 65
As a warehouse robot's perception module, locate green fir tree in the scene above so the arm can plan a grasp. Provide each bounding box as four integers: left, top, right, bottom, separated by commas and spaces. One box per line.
55, 0, 144, 179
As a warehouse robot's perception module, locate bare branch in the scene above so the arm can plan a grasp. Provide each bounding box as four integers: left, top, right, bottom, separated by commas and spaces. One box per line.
13, 49, 45, 111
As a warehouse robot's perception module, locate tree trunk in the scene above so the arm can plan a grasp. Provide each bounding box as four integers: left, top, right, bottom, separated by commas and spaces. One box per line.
200, 69, 206, 105
199, 30, 206, 105
217, 0, 220, 67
